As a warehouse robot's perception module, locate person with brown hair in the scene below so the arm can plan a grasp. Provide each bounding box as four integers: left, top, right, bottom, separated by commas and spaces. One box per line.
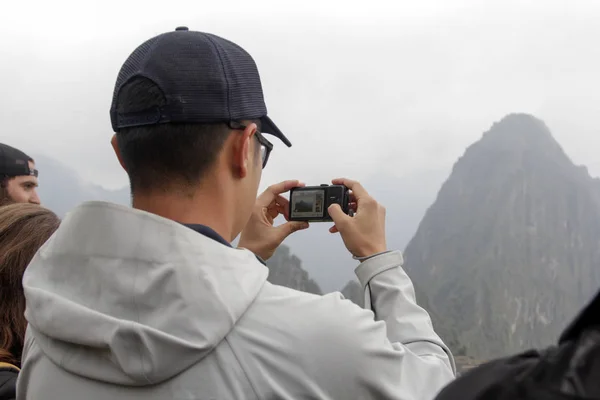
0, 203, 59, 400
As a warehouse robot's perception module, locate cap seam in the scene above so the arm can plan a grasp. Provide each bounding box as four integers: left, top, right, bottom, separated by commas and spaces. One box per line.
134, 34, 166, 89
111, 34, 168, 131
203, 34, 232, 122
137, 33, 165, 76
113, 72, 167, 128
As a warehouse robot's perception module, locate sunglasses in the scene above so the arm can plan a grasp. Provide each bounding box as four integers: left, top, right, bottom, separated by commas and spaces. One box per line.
228, 121, 273, 168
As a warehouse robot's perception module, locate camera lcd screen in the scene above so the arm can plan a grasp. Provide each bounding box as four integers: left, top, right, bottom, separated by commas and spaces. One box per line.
290, 189, 325, 219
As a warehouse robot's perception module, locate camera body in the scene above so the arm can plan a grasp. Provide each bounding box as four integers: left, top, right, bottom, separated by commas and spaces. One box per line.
289, 184, 350, 222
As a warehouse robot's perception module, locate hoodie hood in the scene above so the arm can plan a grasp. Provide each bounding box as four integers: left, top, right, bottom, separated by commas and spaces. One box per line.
22, 201, 268, 386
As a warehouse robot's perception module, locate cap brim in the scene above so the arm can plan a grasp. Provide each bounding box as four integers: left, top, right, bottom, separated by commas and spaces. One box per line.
260, 116, 291, 147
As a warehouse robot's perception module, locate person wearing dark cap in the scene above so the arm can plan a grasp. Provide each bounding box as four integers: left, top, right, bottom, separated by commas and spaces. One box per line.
17, 27, 454, 400
0, 144, 40, 206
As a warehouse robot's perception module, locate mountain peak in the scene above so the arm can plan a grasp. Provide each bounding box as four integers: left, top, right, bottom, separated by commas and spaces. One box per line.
403, 115, 600, 359
479, 113, 560, 153
449, 113, 573, 182
496, 112, 545, 126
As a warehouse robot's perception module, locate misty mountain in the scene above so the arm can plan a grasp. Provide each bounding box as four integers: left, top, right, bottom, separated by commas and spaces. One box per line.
266, 245, 323, 295
34, 154, 130, 217
340, 280, 363, 307
403, 113, 600, 360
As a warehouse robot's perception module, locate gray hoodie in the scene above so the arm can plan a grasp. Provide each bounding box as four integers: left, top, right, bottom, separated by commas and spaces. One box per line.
17, 201, 455, 399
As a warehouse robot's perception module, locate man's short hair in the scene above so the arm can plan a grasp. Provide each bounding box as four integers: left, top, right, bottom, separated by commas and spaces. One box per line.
116, 77, 235, 195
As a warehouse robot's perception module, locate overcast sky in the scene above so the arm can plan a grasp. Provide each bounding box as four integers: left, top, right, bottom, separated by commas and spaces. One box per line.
1, 0, 600, 190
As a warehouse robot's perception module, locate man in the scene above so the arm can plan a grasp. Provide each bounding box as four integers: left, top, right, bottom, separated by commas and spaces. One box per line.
18, 27, 455, 399
0, 143, 40, 206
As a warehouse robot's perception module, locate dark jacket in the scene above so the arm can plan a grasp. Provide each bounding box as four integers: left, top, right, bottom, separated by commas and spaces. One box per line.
0, 362, 19, 400
435, 290, 600, 400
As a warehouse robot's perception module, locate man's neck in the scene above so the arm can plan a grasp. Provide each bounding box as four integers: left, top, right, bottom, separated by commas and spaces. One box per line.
132, 189, 235, 242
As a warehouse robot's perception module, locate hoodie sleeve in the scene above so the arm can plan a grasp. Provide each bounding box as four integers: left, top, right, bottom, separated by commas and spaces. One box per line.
313, 251, 456, 400
357, 251, 456, 373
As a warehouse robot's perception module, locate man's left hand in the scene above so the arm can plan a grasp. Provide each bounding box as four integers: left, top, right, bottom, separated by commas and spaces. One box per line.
238, 180, 309, 261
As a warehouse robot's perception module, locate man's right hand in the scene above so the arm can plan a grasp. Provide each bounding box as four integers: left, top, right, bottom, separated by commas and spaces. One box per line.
327, 178, 387, 258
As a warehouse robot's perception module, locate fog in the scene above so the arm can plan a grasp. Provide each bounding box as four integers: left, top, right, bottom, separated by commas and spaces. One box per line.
1, 0, 599, 193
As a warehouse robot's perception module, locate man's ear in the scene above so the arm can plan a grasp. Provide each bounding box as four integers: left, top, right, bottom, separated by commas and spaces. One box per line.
111, 134, 127, 172
232, 123, 257, 179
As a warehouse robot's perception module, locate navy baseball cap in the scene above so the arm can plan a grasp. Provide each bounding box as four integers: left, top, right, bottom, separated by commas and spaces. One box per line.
110, 26, 291, 147
0, 143, 38, 178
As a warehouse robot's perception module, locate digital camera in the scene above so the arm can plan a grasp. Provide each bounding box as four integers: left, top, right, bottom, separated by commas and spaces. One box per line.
289, 184, 350, 222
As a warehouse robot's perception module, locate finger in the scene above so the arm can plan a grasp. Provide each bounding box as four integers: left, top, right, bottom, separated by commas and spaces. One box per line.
266, 205, 279, 219
281, 206, 290, 221
268, 180, 305, 196
328, 203, 350, 227
272, 195, 290, 220
348, 192, 357, 204
349, 202, 357, 211
266, 195, 290, 212
257, 180, 304, 207
329, 225, 339, 233
266, 202, 288, 219
332, 178, 370, 200
276, 203, 287, 219
275, 195, 289, 208
275, 221, 309, 240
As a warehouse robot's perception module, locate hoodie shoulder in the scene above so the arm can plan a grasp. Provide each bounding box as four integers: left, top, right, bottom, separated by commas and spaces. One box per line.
22, 202, 270, 387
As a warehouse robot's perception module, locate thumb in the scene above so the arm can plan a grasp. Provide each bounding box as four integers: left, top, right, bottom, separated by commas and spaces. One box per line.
275, 221, 309, 240
328, 204, 350, 226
